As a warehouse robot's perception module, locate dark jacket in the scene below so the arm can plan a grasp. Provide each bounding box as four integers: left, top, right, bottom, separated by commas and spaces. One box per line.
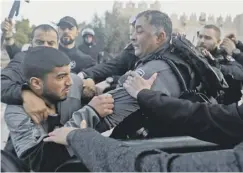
78, 43, 100, 62
211, 48, 243, 104
1, 51, 26, 105
67, 128, 243, 172
59, 45, 96, 74
83, 43, 138, 83
5, 43, 21, 60
137, 89, 243, 146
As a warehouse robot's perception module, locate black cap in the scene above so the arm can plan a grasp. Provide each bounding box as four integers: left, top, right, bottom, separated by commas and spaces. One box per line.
57, 16, 78, 28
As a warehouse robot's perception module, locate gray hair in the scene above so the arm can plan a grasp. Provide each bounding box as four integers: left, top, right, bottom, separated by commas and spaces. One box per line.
136, 10, 172, 39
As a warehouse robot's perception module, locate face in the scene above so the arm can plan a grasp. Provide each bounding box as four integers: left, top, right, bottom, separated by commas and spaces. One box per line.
84, 35, 93, 44
32, 29, 58, 49
131, 16, 166, 58
30, 65, 72, 103
196, 28, 220, 52
58, 23, 78, 45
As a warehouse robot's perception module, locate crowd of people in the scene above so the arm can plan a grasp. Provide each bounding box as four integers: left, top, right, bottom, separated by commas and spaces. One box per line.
1, 9, 243, 172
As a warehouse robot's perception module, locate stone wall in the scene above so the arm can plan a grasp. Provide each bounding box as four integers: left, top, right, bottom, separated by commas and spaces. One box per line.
113, 1, 243, 42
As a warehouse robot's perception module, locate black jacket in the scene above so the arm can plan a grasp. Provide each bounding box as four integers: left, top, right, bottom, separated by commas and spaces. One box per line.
5, 43, 21, 60
67, 128, 243, 172
112, 89, 243, 146
1, 51, 26, 105
59, 45, 96, 74
83, 43, 138, 83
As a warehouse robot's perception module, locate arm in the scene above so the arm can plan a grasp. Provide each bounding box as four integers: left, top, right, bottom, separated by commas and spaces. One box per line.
220, 61, 243, 81
83, 49, 137, 83
1, 53, 25, 104
233, 52, 243, 66
67, 128, 241, 172
137, 89, 243, 145
236, 40, 243, 52
5, 43, 21, 60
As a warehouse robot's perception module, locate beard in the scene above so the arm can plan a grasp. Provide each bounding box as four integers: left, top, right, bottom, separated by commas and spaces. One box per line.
60, 36, 75, 46
42, 84, 67, 104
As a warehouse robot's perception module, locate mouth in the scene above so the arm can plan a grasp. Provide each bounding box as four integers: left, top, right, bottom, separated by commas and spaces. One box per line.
63, 87, 70, 93
132, 44, 139, 50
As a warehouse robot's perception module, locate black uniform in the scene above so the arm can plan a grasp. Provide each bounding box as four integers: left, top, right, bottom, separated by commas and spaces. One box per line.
210, 48, 243, 104
59, 45, 96, 74
83, 43, 138, 83
66, 128, 243, 172
5, 43, 21, 60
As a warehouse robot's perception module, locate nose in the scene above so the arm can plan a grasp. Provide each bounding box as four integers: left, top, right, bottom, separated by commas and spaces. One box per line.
63, 28, 70, 33
66, 75, 73, 86
131, 31, 136, 42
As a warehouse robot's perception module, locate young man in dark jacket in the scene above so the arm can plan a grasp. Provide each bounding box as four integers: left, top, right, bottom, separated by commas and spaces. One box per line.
57, 16, 96, 73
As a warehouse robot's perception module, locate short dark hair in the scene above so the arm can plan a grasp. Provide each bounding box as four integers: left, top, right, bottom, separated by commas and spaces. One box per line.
203, 24, 221, 39
31, 24, 58, 40
23, 47, 71, 82
136, 10, 172, 39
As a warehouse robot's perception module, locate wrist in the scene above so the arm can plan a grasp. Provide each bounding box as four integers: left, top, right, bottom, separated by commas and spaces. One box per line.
5, 37, 14, 46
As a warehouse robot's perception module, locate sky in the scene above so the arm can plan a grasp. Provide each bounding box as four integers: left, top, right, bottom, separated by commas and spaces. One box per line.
1, 0, 243, 26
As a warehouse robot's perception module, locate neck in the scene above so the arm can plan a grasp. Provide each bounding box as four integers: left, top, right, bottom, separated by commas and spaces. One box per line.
60, 42, 75, 49
30, 87, 56, 108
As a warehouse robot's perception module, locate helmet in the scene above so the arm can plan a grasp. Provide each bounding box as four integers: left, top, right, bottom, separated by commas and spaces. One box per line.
81, 28, 95, 37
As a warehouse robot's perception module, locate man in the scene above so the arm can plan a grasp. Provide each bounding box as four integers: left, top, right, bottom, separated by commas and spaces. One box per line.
197, 24, 243, 104
4, 47, 114, 172
78, 28, 99, 61
75, 10, 200, 134
1, 24, 59, 105
57, 16, 96, 73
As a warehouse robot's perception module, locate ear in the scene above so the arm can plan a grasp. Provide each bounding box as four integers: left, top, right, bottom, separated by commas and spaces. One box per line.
29, 77, 43, 90
156, 30, 166, 44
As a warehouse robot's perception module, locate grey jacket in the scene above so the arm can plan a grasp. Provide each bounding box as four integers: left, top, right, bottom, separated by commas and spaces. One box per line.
4, 73, 89, 159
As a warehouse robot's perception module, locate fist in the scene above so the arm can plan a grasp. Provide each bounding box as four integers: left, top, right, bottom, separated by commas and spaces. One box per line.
88, 94, 114, 117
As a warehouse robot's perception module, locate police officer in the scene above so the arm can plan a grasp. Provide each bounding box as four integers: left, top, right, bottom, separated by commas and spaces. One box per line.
57, 16, 96, 73
197, 24, 243, 104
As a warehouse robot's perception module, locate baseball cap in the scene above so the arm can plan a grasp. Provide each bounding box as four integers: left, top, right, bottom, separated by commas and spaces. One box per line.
57, 16, 78, 28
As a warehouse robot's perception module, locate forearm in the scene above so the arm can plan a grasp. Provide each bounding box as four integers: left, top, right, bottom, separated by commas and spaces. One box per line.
67, 128, 175, 172
137, 89, 243, 145
5, 42, 21, 60
1, 77, 23, 105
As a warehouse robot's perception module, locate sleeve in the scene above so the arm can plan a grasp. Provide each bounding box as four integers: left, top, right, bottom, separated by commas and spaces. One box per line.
83, 50, 137, 83
233, 53, 243, 66
137, 89, 243, 145
1, 55, 25, 105
67, 128, 241, 172
236, 40, 243, 52
220, 61, 243, 81
5, 43, 22, 60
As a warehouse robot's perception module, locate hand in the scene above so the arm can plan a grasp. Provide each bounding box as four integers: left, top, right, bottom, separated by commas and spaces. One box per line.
43, 120, 87, 145
22, 90, 49, 124
123, 72, 157, 99
88, 94, 114, 117
82, 78, 96, 99
225, 33, 238, 45
201, 48, 215, 61
221, 38, 236, 56
1, 18, 13, 39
